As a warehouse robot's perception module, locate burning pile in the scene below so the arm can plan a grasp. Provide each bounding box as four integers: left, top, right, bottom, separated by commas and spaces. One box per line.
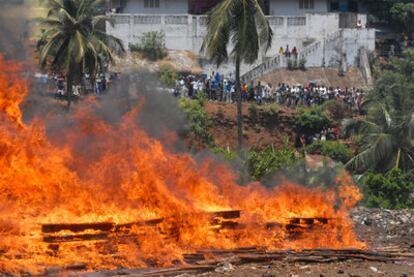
0, 55, 365, 274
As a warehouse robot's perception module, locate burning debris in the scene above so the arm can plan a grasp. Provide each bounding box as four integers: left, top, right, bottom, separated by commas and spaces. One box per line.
0, 54, 367, 275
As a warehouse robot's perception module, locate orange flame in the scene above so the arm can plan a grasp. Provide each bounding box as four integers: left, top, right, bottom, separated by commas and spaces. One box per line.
0, 55, 365, 274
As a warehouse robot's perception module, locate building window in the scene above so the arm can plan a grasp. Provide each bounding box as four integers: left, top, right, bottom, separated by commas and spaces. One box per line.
330, 1, 340, 12
299, 0, 314, 9
144, 0, 160, 8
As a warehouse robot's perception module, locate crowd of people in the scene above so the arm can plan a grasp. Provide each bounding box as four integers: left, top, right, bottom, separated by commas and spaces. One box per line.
35, 72, 119, 98
174, 72, 366, 113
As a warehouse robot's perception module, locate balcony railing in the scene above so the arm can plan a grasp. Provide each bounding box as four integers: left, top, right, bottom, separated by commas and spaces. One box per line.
107, 13, 307, 27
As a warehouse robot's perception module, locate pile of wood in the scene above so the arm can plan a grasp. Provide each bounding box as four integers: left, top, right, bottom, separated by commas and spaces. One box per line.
41, 210, 241, 244
39, 210, 409, 276
41, 210, 335, 245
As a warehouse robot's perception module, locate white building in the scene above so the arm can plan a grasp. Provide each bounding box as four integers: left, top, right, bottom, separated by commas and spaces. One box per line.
106, 0, 375, 76
108, 0, 189, 14
108, 0, 364, 15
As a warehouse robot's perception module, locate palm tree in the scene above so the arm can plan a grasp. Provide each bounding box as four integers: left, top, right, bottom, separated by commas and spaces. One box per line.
343, 49, 414, 174
38, 0, 124, 107
202, 0, 273, 151
343, 92, 414, 174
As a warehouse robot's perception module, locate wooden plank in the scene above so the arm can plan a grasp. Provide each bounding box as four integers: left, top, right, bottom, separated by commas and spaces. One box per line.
210, 210, 241, 219
237, 254, 285, 263
114, 218, 165, 231
42, 222, 114, 233
43, 233, 109, 243
41, 211, 240, 235
288, 218, 333, 225
140, 265, 216, 276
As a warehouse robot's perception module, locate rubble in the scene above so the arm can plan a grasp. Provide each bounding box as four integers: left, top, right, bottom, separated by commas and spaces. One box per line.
350, 207, 414, 248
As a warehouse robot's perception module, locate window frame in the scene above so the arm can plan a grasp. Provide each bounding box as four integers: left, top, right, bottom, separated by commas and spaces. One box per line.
299, 0, 314, 10
144, 0, 160, 8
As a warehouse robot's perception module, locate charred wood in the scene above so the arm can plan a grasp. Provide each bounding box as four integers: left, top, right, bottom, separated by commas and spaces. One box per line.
43, 233, 109, 243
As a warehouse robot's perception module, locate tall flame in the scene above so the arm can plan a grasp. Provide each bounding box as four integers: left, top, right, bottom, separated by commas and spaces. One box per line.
0, 55, 364, 274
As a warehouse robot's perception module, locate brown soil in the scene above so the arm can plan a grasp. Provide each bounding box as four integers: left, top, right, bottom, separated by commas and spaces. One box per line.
205, 102, 298, 150
202, 260, 412, 277
258, 68, 368, 89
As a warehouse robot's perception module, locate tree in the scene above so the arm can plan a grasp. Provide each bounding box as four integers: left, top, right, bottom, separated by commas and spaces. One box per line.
202, 0, 273, 151
38, 0, 124, 107
343, 50, 414, 174
360, 0, 414, 32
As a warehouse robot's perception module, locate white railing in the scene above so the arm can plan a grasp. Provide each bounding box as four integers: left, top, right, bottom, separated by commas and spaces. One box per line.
165, 15, 188, 25
133, 15, 161, 24
108, 13, 307, 27
241, 55, 282, 82
242, 30, 344, 81
287, 16, 306, 26
267, 16, 284, 26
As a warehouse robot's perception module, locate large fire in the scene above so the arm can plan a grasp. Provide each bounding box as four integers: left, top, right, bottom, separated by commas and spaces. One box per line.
0, 55, 365, 274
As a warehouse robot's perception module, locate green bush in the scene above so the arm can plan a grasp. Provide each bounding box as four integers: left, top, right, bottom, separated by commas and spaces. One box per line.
129, 31, 168, 61
323, 100, 350, 122
178, 98, 213, 145
159, 64, 178, 86
305, 140, 352, 163
248, 141, 298, 181
211, 146, 237, 161
360, 169, 414, 209
286, 58, 306, 71
287, 58, 297, 70
296, 106, 330, 134
298, 57, 306, 70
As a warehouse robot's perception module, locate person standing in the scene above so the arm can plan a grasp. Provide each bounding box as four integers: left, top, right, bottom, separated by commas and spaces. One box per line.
94, 74, 102, 95
292, 46, 298, 61
242, 83, 248, 102
285, 45, 290, 58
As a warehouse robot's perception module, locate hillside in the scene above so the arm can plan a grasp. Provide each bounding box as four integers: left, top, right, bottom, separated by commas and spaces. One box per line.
205, 102, 298, 150
257, 67, 368, 89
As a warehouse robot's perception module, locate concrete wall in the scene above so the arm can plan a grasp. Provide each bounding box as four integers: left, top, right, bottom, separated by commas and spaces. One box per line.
270, 0, 328, 16
106, 12, 374, 75
122, 0, 188, 14
107, 12, 357, 51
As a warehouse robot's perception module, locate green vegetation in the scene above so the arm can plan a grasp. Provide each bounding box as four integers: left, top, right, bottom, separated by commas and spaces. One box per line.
178, 98, 213, 146
323, 100, 350, 122
37, 0, 124, 107
248, 142, 298, 181
287, 57, 306, 71
359, 169, 414, 209
202, 0, 273, 151
159, 64, 178, 86
129, 31, 168, 61
306, 141, 352, 164
340, 50, 414, 209
343, 50, 414, 174
360, 0, 414, 32
211, 146, 237, 161
296, 106, 330, 134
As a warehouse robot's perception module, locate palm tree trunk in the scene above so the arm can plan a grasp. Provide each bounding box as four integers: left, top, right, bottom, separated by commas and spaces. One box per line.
235, 55, 243, 152
66, 72, 73, 109
395, 148, 401, 170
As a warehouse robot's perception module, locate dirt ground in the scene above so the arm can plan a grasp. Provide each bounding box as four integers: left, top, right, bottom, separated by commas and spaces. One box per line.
201, 260, 412, 277
205, 102, 298, 150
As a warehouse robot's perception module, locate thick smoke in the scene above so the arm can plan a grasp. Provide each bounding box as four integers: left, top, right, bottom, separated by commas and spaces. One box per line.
0, 1, 188, 150
0, 1, 31, 60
